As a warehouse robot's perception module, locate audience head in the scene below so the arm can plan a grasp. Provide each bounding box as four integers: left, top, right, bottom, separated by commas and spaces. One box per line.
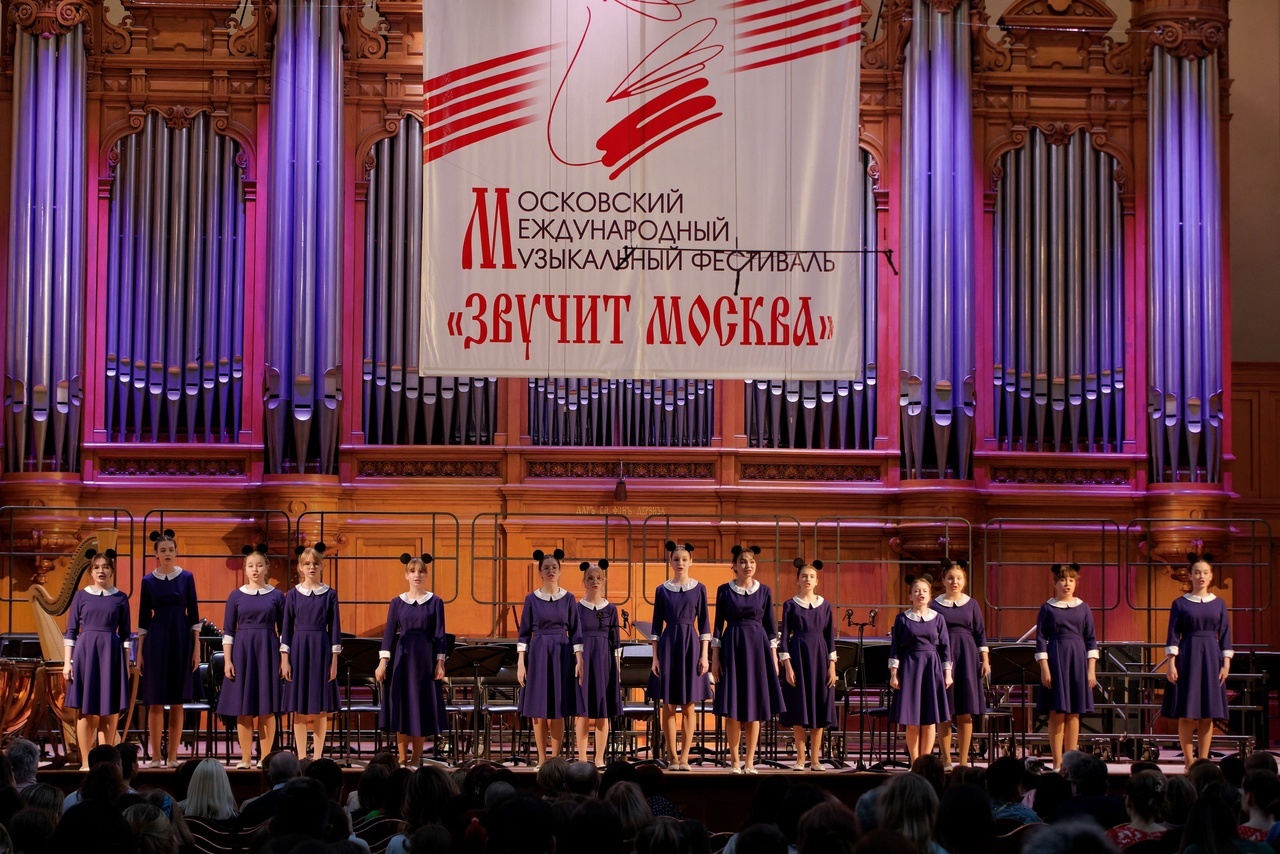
908, 755, 945, 798
1131, 760, 1162, 776
384, 767, 412, 821
536, 757, 570, 798
935, 784, 994, 854
740, 776, 791, 831
599, 761, 639, 798
181, 758, 238, 821
735, 823, 789, 854
1180, 783, 1241, 851
171, 758, 200, 802
565, 760, 600, 797
637, 819, 691, 854
1162, 775, 1197, 825
985, 756, 1025, 804
634, 763, 667, 799
1059, 749, 1087, 783
270, 777, 331, 839
604, 781, 653, 843
355, 762, 390, 813
403, 763, 459, 832
1244, 752, 1279, 776
123, 802, 177, 854
1124, 769, 1166, 823
484, 780, 517, 810
565, 799, 625, 854
53, 801, 135, 854
82, 760, 127, 803
1242, 769, 1280, 820
1220, 754, 1245, 788
409, 824, 453, 854
797, 801, 859, 854
486, 794, 555, 854
305, 757, 344, 802
1032, 767, 1072, 822
6, 738, 39, 784
268, 750, 302, 785
86, 743, 122, 770
117, 741, 140, 783
1065, 752, 1108, 797
1188, 759, 1227, 794
20, 782, 63, 824
1028, 817, 1110, 854
8, 807, 53, 854
854, 787, 882, 834
778, 784, 829, 844
877, 772, 939, 854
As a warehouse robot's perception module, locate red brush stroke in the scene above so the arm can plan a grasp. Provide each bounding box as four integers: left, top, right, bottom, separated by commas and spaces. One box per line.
735, 14, 862, 57
427, 61, 551, 111
737, 1, 861, 37
597, 77, 721, 179
426, 98, 541, 146
425, 45, 553, 94
733, 29, 861, 72
426, 81, 541, 127
609, 18, 723, 100
425, 115, 542, 163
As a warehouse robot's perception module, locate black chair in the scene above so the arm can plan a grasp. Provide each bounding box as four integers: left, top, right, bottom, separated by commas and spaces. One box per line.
207, 651, 234, 763
614, 643, 658, 762
335, 637, 384, 762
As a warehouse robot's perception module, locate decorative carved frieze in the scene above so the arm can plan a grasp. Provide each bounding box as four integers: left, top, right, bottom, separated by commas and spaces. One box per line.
1130, 0, 1229, 71
527, 461, 715, 480
9, 0, 89, 38
988, 466, 1131, 485
97, 457, 248, 477
740, 463, 882, 482
358, 459, 502, 478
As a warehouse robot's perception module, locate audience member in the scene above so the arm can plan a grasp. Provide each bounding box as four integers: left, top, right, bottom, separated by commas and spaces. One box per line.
796, 801, 859, 854
123, 802, 179, 854
7, 807, 54, 854
535, 757, 570, 799
1032, 817, 1117, 854
635, 763, 683, 819
1237, 770, 1280, 842
934, 784, 994, 854
240, 750, 302, 828
877, 772, 943, 854
909, 755, 945, 798
387, 764, 459, 854
1180, 783, 1270, 854
986, 756, 1040, 825
1031, 769, 1072, 822
1057, 753, 1127, 829
1105, 769, 1167, 849
603, 781, 653, 845
565, 760, 600, 797
6, 738, 39, 790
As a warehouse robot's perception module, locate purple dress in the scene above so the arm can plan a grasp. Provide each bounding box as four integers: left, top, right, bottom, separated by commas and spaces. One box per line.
218, 586, 285, 716
712, 582, 785, 722
934, 595, 988, 717
138, 569, 200, 705
1035, 600, 1098, 714
888, 611, 951, 726
517, 590, 582, 719
281, 585, 342, 715
778, 597, 837, 729
379, 593, 448, 736
64, 588, 131, 715
649, 581, 712, 705
1162, 594, 1232, 720
577, 600, 622, 718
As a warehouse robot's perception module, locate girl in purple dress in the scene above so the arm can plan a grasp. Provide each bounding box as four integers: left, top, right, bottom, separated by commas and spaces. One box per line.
888, 575, 953, 763
219, 544, 285, 769
712, 545, 784, 774
779, 558, 836, 772
375, 553, 448, 767
1165, 552, 1232, 771
137, 528, 201, 767
933, 558, 989, 770
575, 559, 622, 765
1035, 563, 1098, 771
62, 548, 131, 768
649, 542, 711, 771
517, 549, 583, 767
281, 544, 342, 761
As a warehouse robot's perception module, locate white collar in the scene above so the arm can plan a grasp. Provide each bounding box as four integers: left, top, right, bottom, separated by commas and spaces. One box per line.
1183, 592, 1217, 603
663, 579, 699, 593
240, 585, 274, 596
534, 588, 568, 602
580, 599, 610, 610
83, 586, 120, 596
294, 584, 330, 597
1046, 597, 1083, 608
905, 608, 938, 622
400, 591, 434, 605
792, 596, 824, 608
152, 567, 183, 581
729, 580, 761, 595
935, 594, 971, 607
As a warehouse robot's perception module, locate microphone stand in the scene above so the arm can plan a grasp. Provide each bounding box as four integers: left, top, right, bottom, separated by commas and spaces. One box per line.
848, 609, 878, 771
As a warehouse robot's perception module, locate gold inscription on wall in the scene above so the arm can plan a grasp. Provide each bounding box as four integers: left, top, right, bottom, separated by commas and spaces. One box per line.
575, 505, 666, 516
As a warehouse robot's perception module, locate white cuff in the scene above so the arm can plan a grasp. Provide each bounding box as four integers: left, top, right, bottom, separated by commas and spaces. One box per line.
978, 646, 989, 653
64, 639, 75, 648
436, 654, 447, 661
1223, 650, 1235, 659
1086, 650, 1100, 660
614, 649, 623, 658
828, 652, 838, 661
280, 644, 290, 653
710, 638, 721, 649
124, 641, 131, 650
136, 628, 148, 637
379, 651, 391, 659
223, 636, 234, 646
1034, 652, 1048, 661
769, 639, 779, 649
778, 653, 791, 662
1166, 645, 1179, 656
331, 645, 343, 653
699, 633, 711, 642
943, 662, 952, 670
516, 643, 528, 653
888, 658, 900, 669
190, 623, 204, 632
573, 644, 584, 653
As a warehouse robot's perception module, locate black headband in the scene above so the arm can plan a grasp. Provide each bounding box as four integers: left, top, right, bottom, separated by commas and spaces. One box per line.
579, 559, 610, 572
296, 542, 327, 557
241, 544, 269, 556
400, 553, 434, 565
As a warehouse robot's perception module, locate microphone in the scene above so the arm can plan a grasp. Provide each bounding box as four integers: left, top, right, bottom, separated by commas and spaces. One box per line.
621, 610, 630, 630
869, 608, 878, 628
845, 609, 854, 627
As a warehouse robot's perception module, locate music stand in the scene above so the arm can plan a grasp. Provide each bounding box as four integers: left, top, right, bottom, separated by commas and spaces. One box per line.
616, 644, 657, 761
859, 643, 906, 770
987, 643, 1039, 759
337, 638, 384, 765
829, 639, 860, 769
444, 644, 511, 762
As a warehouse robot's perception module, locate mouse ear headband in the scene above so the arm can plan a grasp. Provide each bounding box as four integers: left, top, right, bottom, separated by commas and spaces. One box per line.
665, 541, 695, 554
533, 548, 565, 564
792, 557, 824, 571
85, 548, 118, 562
149, 528, 176, 545
241, 544, 269, 556
905, 573, 933, 587
731, 545, 761, 558
579, 559, 610, 572
295, 542, 327, 557
400, 553, 433, 565
1186, 551, 1215, 567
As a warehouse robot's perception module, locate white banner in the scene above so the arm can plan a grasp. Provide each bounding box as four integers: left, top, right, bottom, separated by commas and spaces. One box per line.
422, 0, 863, 379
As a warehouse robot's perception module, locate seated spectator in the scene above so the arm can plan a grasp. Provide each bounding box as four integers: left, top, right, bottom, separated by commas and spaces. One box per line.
8, 807, 54, 854
348, 752, 401, 814
878, 772, 945, 854
1032, 770, 1072, 823
635, 764, 682, 820
124, 802, 179, 854
536, 758, 569, 799
240, 750, 302, 829
604, 781, 653, 848
854, 788, 882, 834
935, 784, 994, 854
1032, 817, 1118, 854
1243, 753, 1278, 776
1188, 759, 1227, 794
485, 795, 555, 854
1105, 769, 1167, 849
797, 801, 858, 854
637, 819, 690, 854
564, 799, 624, 854
20, 782, 63, 825
52, 801, 136, 854
1237, 770, 1280, 842
409, 825, 452, 854
986, 756, 1040, 825
1162, 775, 1197, 839
599, 762, 639, 799
180, 759, 241, 854
7, 738, 39, 791
1180, 783, 1270, 854
351, 764, 390, 821
387, 764, 458, 854
62, 744, 125, 811
565, 761, 600, 798
777, 784, 830, 852
735, 824, 788, 854
1056, 753, 1127, 829
909, 755, 945, 798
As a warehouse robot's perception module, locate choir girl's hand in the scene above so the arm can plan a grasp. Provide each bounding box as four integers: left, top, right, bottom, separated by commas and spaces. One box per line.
1040, 667, 1052, 690
62, 661, 72, 682
784, 662, 796, 687
517, 661, 527, 686
225, 659, 235, 680
945, 672, 954, 689
375, 660, 387, 683
980, 661, 991, 680
281, 660, 292, 682
1219, 664, 1230, 686
697, 656, 709, 677
192, 650, 201, 673
135, 653, 144, 676
827, 663, 837, 689
889, 671, 900, 690
711, 659, 721, 683
651, 657, 661, 677
328, 658, 339, 683
578, 665, 585, 688
1168, 661, 1178, 684
1087, 672, 1097, 690
435, 660, 445, 681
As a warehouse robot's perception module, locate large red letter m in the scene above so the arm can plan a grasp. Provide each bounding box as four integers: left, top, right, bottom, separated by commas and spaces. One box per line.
462, 187, 517, 270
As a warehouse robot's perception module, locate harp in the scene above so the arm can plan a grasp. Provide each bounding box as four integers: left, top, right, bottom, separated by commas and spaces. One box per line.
28, 530, 140, 762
